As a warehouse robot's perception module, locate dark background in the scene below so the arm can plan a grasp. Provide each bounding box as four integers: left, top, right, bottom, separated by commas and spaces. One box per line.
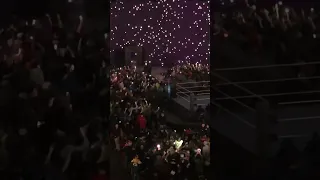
0, 0, 108, 25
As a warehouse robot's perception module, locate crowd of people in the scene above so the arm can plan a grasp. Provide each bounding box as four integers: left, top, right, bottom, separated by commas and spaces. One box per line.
165, 63, 209, 82
213, 1, 319, 75
212, 1, 320, 179
0, 14, 110, 180
213, 0, 320, 85
212, 0, 320, 109
110, 66, 211, 180
0, 8, 211, 180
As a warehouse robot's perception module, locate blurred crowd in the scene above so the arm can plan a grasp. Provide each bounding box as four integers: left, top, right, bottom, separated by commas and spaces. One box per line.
110, 66, 211, 180
165, 63, 209, 82
212, 0, 320, 109
213, 0, 320, 80
0, 14, 109, 180
261, 133, 320, 180
212, 1, 320, 180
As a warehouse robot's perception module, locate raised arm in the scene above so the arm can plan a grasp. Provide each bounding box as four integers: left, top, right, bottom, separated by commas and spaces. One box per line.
96, 144, 108, 163
57, 14, 64, 28
77, 38, 82, 52
67, 46, 75, 58
308, 16, 316, 31
77, 15, 84, 33
62, 147, 74, 172
45, 144, 55, 164
74, 126, 90, 152
46, 14, 53, 26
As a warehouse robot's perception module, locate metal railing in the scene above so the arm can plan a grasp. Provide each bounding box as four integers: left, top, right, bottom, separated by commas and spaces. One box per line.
215, 61, 320, 71
176, 81, 210, 108
212, 72, 267, 102
214, 90, 320, 100
216, 76, 320, 86
211, 72, 263, 129
212, 61, 320, 143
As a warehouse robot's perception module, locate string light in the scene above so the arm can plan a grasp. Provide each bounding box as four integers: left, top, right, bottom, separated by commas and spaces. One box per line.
110, 0, 210, 67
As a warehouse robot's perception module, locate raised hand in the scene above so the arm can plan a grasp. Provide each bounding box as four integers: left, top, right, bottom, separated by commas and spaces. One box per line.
251, 5, 256, 11
48, 97, 55, 107
77, 15, 84, 33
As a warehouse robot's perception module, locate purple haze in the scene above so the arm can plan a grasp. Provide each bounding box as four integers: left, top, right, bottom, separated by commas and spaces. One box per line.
110, 0, 210, 66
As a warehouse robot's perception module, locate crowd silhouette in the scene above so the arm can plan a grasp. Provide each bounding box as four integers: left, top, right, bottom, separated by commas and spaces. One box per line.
0, 12, 109, 180
213, 1, 320, 179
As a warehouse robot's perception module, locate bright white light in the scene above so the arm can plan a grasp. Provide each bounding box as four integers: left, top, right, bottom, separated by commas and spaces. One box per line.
174, 139, 183, 149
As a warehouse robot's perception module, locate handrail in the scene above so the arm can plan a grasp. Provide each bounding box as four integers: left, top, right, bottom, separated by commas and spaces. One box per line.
213, 87, 256, 112
215, 61, 320, 71
216, 76, 320, 86
212, 72, 267, 102
214, 90, 320, 100
279, 116, 320, 122
178, 85, 210, 89
176, 91, 190, 97
197, 97, 210, 100
279, 135, 310, 139
176, 81, 210, 85
185, 90, 210, 93
176, 94, 190, 103
197, 93, 210, 95
211, 101, 256, 128
176, 85, 191, 93
279, 99, 320, 105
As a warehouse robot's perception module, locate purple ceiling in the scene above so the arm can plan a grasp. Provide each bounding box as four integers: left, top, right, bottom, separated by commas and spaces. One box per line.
110, 0, 210, 66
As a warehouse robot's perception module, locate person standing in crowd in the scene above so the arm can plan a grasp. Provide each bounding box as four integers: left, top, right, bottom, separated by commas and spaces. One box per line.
137, 113, 146, 132
109, 64, 212, 180
122, 139, 133, 169
194, 148, 204, 179
131, 155, 142, 180
202, 140, 210, 178
112, 123, 121, 151
0, 11, 111, 178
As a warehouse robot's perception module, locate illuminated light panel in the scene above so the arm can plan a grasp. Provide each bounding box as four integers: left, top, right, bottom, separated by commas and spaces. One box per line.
110, 0, 210, 66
